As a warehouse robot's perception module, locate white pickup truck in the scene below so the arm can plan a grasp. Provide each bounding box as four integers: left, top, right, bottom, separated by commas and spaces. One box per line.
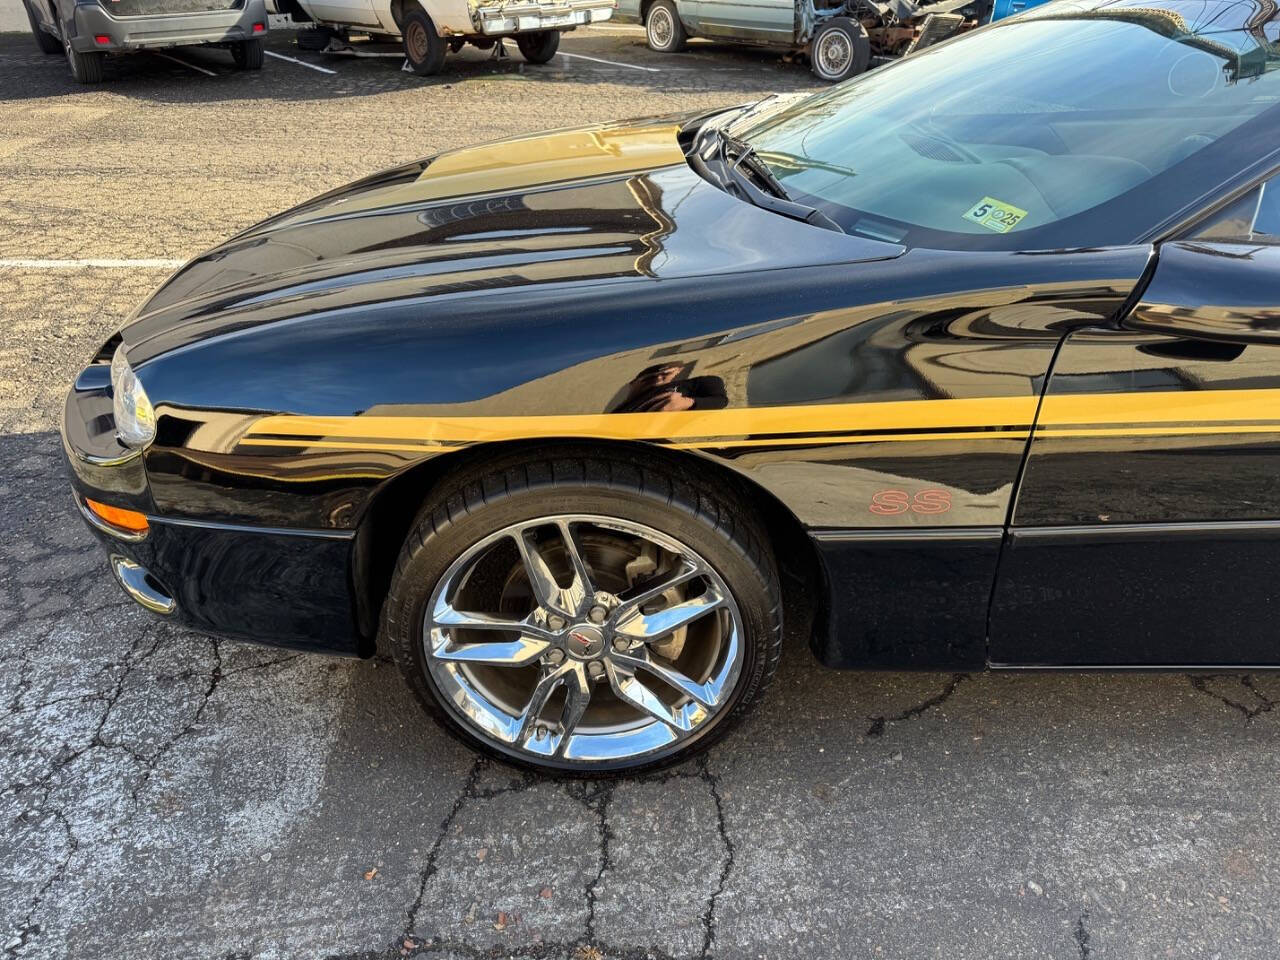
278, 0, 616, 73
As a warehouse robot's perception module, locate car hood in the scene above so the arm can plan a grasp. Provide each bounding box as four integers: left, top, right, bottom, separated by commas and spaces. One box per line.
122, 118, 902, 361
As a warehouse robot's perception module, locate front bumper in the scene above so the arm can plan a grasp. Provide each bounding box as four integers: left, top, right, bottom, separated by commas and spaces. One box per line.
476, 0, 614, 34
62, 361, 367, 657
69, 0, 268, 53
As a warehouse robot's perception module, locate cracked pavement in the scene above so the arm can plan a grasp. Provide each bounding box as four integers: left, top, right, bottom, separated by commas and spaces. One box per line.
4, 20, 1280, 959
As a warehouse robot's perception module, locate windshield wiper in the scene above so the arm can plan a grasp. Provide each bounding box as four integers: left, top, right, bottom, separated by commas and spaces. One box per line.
692, 126, 844, 234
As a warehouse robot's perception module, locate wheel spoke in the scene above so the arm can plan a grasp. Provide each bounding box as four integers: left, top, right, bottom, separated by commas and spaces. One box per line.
612, 645, 719, 707
432, 599, 555, 642
616, 559, 701, 616
511, 522, 592, 618
607, 662, 696, 732
555, 519, 594, 606
555, 667, 592, 755
513, 529, 565, 612
615, 586, 725, 641
434, 635, 550, 666
515, 662, 574, 741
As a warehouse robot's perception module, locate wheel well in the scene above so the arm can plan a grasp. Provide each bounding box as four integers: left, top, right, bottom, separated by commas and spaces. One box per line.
275, 0, 313, 22
388, 0, 420, 28
350, 438, 824, 653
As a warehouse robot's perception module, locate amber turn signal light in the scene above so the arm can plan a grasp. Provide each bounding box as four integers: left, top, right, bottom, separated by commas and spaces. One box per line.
85, 498, 150, 535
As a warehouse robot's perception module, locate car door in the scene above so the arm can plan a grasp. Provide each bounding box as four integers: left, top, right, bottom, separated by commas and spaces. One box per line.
990, 173, 1280, 665
304, 0, 381, 29
691, 0, 794, 42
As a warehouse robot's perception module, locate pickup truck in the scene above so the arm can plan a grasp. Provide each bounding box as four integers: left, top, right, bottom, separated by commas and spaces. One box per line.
278, 0, 616, 74
22, 0, 269, 83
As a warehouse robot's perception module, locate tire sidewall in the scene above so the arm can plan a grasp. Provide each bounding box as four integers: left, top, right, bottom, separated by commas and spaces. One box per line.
25, 0, 59, 53
402, 10, 445, 74
811, 19, 868, 82
645, 1, 681, 52
384, 479, 778, 774
516, 29, 558, 63
64, 35, 102, 83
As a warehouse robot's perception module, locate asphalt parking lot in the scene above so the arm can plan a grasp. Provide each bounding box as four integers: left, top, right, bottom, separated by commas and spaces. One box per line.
5, 18, 1280, 960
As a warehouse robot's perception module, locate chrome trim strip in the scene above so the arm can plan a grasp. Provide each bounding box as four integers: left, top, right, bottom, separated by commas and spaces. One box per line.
810, 526, 1004, 543
1010, 519, 1280, 539
990, 663, 1280, 671
148, 516, 355, 539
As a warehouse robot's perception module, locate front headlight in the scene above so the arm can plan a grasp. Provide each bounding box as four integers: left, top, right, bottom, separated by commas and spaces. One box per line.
110, 344, 156, 448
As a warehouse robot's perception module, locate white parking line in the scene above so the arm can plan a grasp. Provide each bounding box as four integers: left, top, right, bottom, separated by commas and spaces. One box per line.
0, 259, 184, 268
265, 50, 338, 74
557, 51, 660, 72
153, 51, 218, 76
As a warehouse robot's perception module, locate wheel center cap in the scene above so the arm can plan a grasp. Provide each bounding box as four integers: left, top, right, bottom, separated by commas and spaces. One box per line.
565, 624, 605, 659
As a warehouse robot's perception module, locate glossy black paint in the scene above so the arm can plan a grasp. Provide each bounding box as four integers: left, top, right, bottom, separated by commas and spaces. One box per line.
991, 522, 1280, 666
1124, 241, 1280, 344
59, 106, 1280, 668
812, 528, 1003, 670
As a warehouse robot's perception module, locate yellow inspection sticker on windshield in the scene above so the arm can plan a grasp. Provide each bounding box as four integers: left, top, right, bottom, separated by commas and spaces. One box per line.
963, 196, 1028, 233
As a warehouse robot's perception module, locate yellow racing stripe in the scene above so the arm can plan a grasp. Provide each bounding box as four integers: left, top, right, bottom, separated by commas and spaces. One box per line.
242, 395, 1039, 448
235, 389, 1280, 455
1038, 388, 1280, 427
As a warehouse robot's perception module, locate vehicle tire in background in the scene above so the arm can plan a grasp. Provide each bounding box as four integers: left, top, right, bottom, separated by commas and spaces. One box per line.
515, 30, 559, 64
381, 451, 784, 775
24, 0, 62, 54
296, 25, 334, 50
401, 7, 446, 75
64, 36, 104, 83
809, 17, 869, 82
645, 0, 686, 52
231, 37, 264, 69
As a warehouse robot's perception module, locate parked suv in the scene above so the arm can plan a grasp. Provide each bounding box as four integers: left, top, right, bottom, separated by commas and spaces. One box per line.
22, 0, 269, 83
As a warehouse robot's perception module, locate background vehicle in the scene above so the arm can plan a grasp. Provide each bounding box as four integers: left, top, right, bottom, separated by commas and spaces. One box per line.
618, 0, 985, 81
277, 0, 615, 74
989, 0, 1050, 19
22, 0, 268, 83
62, 0, 1280, 775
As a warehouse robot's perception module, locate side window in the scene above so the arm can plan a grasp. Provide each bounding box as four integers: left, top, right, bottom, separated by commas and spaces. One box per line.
1189, 177, 1280, 242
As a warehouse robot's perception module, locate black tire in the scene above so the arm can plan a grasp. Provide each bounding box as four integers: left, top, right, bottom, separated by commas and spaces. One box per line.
24, 0, 62, 54
231, 37, 264, 69
296, 25, 334, 51
809, 17, 869, 83
381, 451, 783, 776
514, 29, 559, 64
644, 0, 686, 52
64, 35, 104, 84
401, 8, 446, 75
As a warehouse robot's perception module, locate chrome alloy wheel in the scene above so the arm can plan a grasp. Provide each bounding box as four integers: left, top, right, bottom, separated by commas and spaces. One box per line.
815, 30, 851, 79
424, 515, 745, 765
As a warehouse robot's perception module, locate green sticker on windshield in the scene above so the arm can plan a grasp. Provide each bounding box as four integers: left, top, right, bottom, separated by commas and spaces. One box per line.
963, 196, 1028, 233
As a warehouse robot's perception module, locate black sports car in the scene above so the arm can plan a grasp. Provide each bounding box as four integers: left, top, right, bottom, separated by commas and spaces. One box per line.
64, 0, 1280, 773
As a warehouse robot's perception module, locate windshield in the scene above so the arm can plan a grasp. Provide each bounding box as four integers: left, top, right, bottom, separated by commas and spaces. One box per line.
732, 0, 1280, 249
